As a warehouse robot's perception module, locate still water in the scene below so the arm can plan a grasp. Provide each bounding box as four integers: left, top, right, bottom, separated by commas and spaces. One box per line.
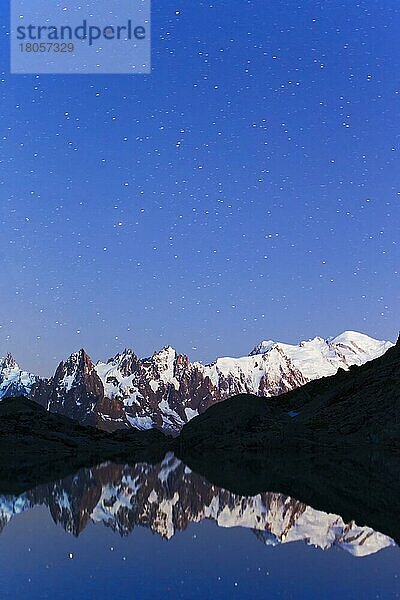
0, 454, 399, 599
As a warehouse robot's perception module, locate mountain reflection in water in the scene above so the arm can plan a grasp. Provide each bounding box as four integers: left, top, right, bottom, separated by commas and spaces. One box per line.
0, 453, 394, 558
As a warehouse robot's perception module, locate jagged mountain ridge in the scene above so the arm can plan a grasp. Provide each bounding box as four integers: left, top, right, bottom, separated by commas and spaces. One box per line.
2, 331, 394, 432
0, 456, 393, 557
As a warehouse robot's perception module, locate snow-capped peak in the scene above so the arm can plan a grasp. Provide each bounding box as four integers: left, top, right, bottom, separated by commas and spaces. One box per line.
0, 354, 38, 400
249, 340, 276, 356
330, 331, 393, 361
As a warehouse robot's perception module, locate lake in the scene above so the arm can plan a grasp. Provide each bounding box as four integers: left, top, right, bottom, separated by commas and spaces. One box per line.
0, 454, 399, 599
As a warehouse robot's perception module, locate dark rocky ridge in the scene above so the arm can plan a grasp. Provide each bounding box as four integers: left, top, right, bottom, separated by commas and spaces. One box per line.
0, 397, 168, 494
178, 335, 400, 452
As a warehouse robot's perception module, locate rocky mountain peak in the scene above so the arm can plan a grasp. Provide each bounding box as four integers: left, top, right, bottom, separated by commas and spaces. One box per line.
153, 346, 177, 360
68, 348, 93, 368
107, 348, 140, 379
106, 348, 138, 363
32, 349, 106, 427
54, 349, 97, 388
0, 353, 18, 371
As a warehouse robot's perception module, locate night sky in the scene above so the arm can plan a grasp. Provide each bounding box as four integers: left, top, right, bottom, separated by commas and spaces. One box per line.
0, 1, 399, 375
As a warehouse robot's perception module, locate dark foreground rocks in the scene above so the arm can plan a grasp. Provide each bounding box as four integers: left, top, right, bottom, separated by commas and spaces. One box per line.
177, 337, 400, 453
0, 397, 169, 494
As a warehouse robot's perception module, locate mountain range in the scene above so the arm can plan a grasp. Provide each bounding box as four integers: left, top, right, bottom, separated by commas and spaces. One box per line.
0, 457, 393, 557
0, 331, 393, 432
1, 337, 400, 545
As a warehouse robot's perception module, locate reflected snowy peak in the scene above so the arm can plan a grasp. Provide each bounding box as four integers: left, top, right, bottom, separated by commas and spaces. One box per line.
0, 453, 394, 557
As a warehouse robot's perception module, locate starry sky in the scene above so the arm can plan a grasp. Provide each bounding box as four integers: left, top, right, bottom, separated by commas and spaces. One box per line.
1, 0, 399, 375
